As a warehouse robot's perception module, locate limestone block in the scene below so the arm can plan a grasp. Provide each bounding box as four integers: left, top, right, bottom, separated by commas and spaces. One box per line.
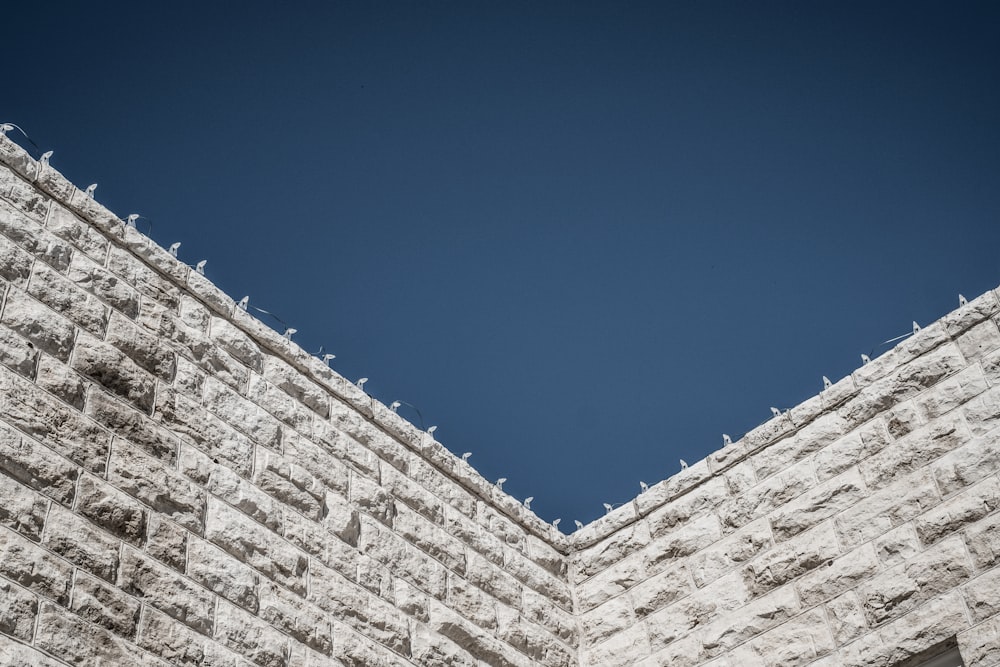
861, 412, 973, 490
751, 412, 848, 480
333, 620, 417, 666
205, 375, 282, 449
851, 321, 952, 388
689, 518, 771, 588
645, 570, 750, 651
0, 234, 32, 286
108, 245, 182, 311
120, 546, 215, 635
477, 502, 530, 554
635, 459, 713, 518
573, 521, 651, 583
214, 599, 290, 667
106, 310, 177, 380
934, 429, 1000, 495
813, 413, 890, 479
350, 471, 396, 527
0, 426, 78, 505
67, 250, 140, 318
963, 384, 1000, 436
186, 269, 236, 316
718, 459, 816, 532
394, 578, 429, 622
0, 325, 38, 378
984, 344, 1000, 387
632, 633, 705, 667
644, 475, 728, 537
0, 639, 66, 667
137, 598, 255, 667
644, 513, 722, 574
741, 522, 841, 598
700, 585, 799, 655
576, 553, 646, 612
0, 528, 72, 604
262, 356, 329, 418
248, 373, 314, 435
188, 536, 260, 613
0, 199, 73, 271
146, 515, 188, 573
0, 288, 75, 361
205, 497, 308, 594
496, 605, 576, 667
45, 201, 108, 262
35, 353, 86, 408
179, 295, 212, 331
34, 602, 170, 667
503, 546, 572, 610
410, 623, 477, 667
66, 186, 124, 240
155, 387, 254, 477
965, 510, 1000, 569
380, 464, 443, 525
825, 590, 867, 646
581, 621, 651, 667
465, 551, 523, 609
1, 175, 48, 221
28, 262, 108, 337
69, 570, 141, 638
885, 399, 926, 438
944, 290, 1000, 336
210, 316, 264, 372
795, 542, 879, 606
0, 364, 110, 472
726, 608, 835, 667
391, 504, 466, 575
447, 575, 499, 630
87, 389, 178, 462
769, 467, 866, 541
959, 613, 1000, 667
443, 505, 505, 567
522, 586, 577, 644
723, 459, 757, 496
174, 355, 206, 395
835, 469, 941, 548
874, 523, 922, 566
110, 440, 206, 532
840, 343, 966, 425
350, 423, 411, 481
76, 473, 147, 546
629, 563, 691, 618
34, 164, 75, 204
281, 429, 351, 499
73, 332, 156, 413
914, 363, 990, 422
0, 135, 38, 181
259, 579, 333, 654
916, 476, 1000, 545
839, 590, 968, 667
41, 504, 120, 582
855, 536, 973, 626
0, 579, 37, 640
0, 468, 48, 540
963, 566, 1000, 622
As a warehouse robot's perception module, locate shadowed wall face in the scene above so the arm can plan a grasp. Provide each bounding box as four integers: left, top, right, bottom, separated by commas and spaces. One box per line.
1, 134, 1000, 667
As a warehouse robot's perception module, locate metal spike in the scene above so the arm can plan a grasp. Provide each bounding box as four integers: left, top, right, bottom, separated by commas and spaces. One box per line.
723, 434, 732, 446
39, 150, 53, 167
822, 376, 832, 390
236, 296, 249, 310
603, 503, 613, 514
959, 294, 968, 306
126, 214, 140, 228
770, 407, 781, 418
194, 259, 207, 275
283, 327, 297, 340
389, 400, 401, 412
523, 497, 534, 509
912, 321, 921, 334
168, 242, 181, 258
85, 183, 97, 198
861, 354, 871, 365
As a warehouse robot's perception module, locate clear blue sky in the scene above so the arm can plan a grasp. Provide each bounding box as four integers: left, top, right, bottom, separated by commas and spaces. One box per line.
5, 2, 1000, 527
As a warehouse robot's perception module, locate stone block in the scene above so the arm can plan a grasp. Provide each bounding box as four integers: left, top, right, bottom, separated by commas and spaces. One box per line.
0, 234, 32, 286
643, 475, 728, 537
69, 570, 141, 638
154, 387, 254, 477
45, 202, 108, 261
76, 473, 148, 546
835, 469, 941, 548
769, 467, 867, 541
741, 522, 841, 598
0, 325, 37, 378
28, 262, 108, 337
934, 430, 1000, 495
0, 472, 48, 540
727, 608, 835, 667
752, 412, 848, 480
204, 375, 282, 449
136, 605, 247, 667
120, 546, 215, 635
87, 389, 178, 462
247, 374, 314, 435
874, 523, 922, 566
262, 356, 329, 418
35, 353, 86, 408
645, 513, 722, 573
575, 554, 645, 612
965, 510, 1000, 569
209, 316, 264, 372
464, 551, 523, 609
860, 412, 971, 489
719, 459, 816, 532
66, 251, 140, 318
814, 419, 892, 482
42, 504, 120, 581
795, 542, 880, 606
259, 579, 332, 654
503, 546, 572, 610
1, 288, 76, 363
1, 175, 48, 221
188, 536, 260, 613
146, 515, 188, 573
0, 426, 78, 505
110, 440, 206, 532
963, 566, 1000, 622
108, 245, 181, 311
700, 585, 799, 655
629, 563, 691, 618
0, 579, 38, 640
72, 332, 156, 413
916, 476, 1000, 545
689, 518, 771, 588
573, 521, 652, 583
0, 199, 73, 271
205, 497, 308, 594
959, 613, 1000, 667
825, 590, 867, 646
34, 602, 169, 667
963, 384, 1000, 437
279, 429, 351, 499
184, 447, 281, 532
855, 536, 973, 626
0, 528, 72, 605
105, 310, 177, 380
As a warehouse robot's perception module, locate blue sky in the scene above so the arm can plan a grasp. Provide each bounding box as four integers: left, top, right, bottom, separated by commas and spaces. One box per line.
5, 2, 1000, 528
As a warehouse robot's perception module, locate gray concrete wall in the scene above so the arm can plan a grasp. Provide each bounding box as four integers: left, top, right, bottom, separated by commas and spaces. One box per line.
0, 133, 998, 666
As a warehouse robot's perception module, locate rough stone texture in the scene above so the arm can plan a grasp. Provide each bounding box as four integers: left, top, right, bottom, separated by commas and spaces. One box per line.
0, 135, 998, 666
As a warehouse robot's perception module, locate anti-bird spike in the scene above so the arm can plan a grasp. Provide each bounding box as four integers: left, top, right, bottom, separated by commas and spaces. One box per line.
283, 328, 297, 341
639, 481, 649, 493
680, 459, 688, 470
523, 497, 533, 509
770, 407, 781, 418
85, 184, 97, 198
321, 353, 335, 366
603, 503, 613, 514
126, 214, 140, 228
168, 242, 181, 258
861, 354, 871, 365
389, 401, 401, 412
822, 376, 832, 390
356, 378, 368, 390
0, 123, 12, 137
959, 294, 968, 306
913, 321, 921, 334
427, 425, 438, 436
496, 477, 507, 490
574, 520, 584, 531
461, 452, 472, 462
236, 296, 249, 310
723, 434, 732, 446
39, 150, 53, 167
194, 260, 207, 275
552, 518, 561, 528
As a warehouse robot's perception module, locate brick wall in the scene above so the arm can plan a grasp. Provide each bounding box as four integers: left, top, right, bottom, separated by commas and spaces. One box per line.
0, 132, 998, 667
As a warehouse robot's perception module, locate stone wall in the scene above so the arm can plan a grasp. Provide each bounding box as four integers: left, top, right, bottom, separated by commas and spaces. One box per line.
0, 132, 998, 667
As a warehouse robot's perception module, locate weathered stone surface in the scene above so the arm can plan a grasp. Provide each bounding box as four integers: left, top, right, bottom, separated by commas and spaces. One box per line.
76, 473, 148, 545
0, 426, 78, 505
915, 476, 1000, 545
204, 375, 282, 449
146, 514, 188, 573
689, 518, 771, 587
155, 386, 254, 477
835, 469, 940, 548
205, 496, 308, 594
137, 605, 253, 667
700, 585, 799, 654
215, 599, 291, 667
741, 522, 841, 598
88, 389, 178, 462
0, 579, 38, 640
35, 602, 169, 667
860, 413, 972, 489
1, 288, 76, 361
0, 325, 38, 378
106, 310, 176, 380
727, 608, 835, 667
72, 332, 156, 413
67, 250, 140, 318
0, 234, 32, 286
0, 528, 72, 605
28, 262, 108, 337
188, 536, 260, 613
210, 316, 264, 372
110, 440, 206, 532
0, 199, 73, 271
0, 473, 48, 540
966, 510, 1000, 569
42, 504, 120, 581
70, 570, 141, 638
263, 356, 329, 418
120, 546, 215, 634
719, 459, 816, 531
35, 353, 86, 408
769, 468, 866, 541
45, 201, 108, 261
825, 590, 867, 646
108, 245, 182, 311
259, 579, 332, 654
